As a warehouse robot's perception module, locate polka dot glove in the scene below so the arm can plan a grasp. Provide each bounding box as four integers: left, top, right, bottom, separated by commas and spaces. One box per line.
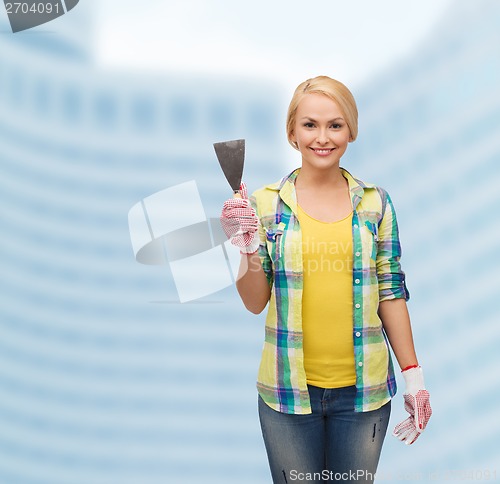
392, 366, 432, 445
220, 182, 260, 254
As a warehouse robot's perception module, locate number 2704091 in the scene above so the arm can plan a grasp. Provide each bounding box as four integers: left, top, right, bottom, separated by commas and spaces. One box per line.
5, 3, 60, 14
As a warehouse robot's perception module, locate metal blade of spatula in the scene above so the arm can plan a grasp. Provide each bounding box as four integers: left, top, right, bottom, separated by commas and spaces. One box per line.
213, 139, 245, 198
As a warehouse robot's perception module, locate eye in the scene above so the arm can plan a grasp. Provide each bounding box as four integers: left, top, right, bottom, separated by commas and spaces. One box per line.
303, 122, 315, 128
330, 123, 343, 129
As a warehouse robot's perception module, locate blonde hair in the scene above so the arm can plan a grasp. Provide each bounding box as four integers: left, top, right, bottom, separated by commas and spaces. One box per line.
286, 76, 358, 150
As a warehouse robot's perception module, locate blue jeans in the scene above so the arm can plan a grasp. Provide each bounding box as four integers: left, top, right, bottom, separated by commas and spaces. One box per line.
258, 385, 391, 483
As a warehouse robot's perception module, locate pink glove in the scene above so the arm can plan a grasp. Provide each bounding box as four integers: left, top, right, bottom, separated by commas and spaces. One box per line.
392, 366, 432, 445
220, 182, 259, 254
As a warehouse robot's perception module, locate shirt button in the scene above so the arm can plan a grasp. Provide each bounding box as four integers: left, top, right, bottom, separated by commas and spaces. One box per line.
355, 331, 361, 337
355, 279, 360, 284
355, 303, 360, 309
358, 361, 363, 367
353, 224, 358, 229
355, 252, 361, 257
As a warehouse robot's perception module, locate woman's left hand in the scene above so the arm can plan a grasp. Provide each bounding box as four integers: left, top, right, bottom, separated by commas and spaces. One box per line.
392, 366, 432, 445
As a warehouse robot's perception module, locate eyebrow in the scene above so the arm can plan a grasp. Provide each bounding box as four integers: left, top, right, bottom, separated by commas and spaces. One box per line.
300, 116, 344, 122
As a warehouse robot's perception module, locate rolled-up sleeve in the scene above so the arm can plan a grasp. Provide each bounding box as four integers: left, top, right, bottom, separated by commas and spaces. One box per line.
249, 193, 274, 289
376, 191, 410, 302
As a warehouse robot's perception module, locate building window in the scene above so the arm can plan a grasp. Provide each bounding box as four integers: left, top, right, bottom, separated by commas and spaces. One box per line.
246, 103, 276, 140
94, 90, 118, 129
33, 77, 51, 116
167, 98, 195, 134
132, 96, 156, 132
61, 84, 82, 125
8, 68, 24, 108
208, 100, 233, 135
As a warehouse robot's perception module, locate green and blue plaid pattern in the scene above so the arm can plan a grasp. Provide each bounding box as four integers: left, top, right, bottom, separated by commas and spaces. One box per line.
249, 167, 410, 414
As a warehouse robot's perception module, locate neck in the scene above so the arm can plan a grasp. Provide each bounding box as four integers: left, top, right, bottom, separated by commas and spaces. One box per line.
295, 165, 346, 191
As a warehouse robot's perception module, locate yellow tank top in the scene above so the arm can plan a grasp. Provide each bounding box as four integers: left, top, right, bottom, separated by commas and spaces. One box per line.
297, 204, 356, 388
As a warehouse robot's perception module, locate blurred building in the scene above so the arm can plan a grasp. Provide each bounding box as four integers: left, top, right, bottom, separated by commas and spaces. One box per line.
348, 0, 500, 479
0, 5, 285, 484
1, 1, 499, 483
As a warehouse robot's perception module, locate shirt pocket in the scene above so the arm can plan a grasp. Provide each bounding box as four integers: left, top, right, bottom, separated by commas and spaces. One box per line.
265, 221, 286, 264
362, 220, 379, 261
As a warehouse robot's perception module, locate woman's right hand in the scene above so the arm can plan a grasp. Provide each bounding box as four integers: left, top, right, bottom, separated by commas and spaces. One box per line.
220, 182, 260, 254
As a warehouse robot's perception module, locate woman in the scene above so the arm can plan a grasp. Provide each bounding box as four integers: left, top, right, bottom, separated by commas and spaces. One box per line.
220, 76, 431, 483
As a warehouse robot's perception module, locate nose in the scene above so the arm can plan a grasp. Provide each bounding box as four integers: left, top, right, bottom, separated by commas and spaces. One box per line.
316, 128, 328, 144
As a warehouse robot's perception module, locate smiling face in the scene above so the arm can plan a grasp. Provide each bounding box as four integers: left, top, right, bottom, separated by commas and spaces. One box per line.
289, 93, 352, 172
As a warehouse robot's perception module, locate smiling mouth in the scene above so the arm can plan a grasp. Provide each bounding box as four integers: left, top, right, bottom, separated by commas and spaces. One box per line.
310, 148, 335, 155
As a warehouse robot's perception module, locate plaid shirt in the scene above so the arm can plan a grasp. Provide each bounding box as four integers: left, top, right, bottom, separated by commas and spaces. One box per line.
249, 167, 410, 414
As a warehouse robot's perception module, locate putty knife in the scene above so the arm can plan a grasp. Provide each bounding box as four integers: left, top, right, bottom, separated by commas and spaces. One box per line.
213, 139, 245, 199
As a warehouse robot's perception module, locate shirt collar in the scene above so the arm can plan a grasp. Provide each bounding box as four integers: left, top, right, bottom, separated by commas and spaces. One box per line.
265, 167, 375, 212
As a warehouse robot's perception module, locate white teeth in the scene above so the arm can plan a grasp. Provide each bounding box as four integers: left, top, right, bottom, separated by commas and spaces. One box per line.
313, 149, 333, 154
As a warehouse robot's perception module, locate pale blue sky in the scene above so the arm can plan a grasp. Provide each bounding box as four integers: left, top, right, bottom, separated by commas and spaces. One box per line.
95, 0, 453, 92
